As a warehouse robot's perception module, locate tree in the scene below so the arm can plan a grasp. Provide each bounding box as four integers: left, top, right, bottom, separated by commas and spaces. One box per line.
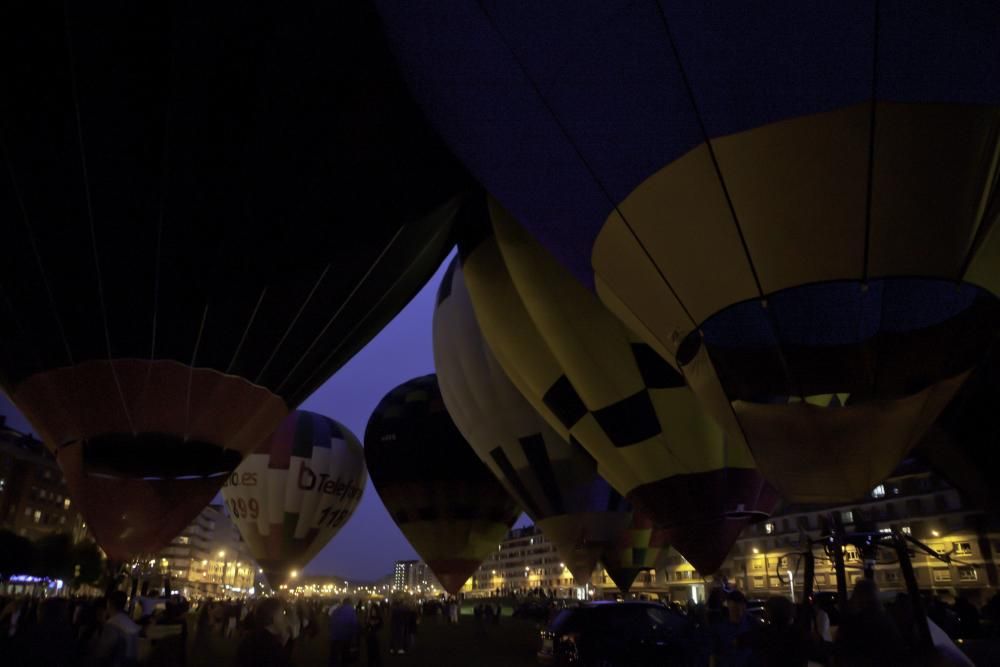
70, 540, 105, 587
0, 529, 37, 578
33, 532, 73, 579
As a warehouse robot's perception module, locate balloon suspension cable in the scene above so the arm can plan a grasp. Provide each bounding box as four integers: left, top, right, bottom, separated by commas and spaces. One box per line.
794, 516, 940, 650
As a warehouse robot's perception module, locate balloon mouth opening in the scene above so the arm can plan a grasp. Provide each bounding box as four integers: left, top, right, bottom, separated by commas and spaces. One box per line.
69, 433, 241, 480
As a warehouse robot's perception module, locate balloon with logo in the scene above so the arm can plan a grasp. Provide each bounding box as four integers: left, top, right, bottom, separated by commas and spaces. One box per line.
365, 374, 520, 594
459, 199, 779, 574
0, 0, 468, 560
222, 410, 366, 587
374, 1, 1000, 503
433, 257, 632, 585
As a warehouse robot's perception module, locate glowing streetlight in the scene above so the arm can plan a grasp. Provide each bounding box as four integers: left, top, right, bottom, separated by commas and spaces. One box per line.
218, 550, 226, 558
290, 570, 299, 579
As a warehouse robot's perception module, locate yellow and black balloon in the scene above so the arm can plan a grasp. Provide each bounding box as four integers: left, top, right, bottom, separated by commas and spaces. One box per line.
434, 257, 633, 586
364, 375, 520, 595
459, 199, 779, 574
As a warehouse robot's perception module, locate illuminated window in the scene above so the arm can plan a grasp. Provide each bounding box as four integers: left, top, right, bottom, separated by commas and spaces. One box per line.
33, 510, 42, 523
63, 498, 71, 510
872, 485, 886, 499
953, 542, 972, 556
764, 522, 775, 535
901, 526, 912, 535
933, 569, 951, 583
879, 528, 892, 534
841, 511, 854, 524
958, 567, 978, 582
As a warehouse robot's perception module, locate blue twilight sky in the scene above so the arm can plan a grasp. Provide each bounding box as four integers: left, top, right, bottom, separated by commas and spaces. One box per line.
0, 251, 529, 582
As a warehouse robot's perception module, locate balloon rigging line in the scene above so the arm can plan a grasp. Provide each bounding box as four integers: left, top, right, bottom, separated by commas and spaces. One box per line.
253, 263, 331, 386
226, 287, 268, 376
278, 221, 409, 397
184, 304, 209, 440
652, 0, 764, 301
473, 0, 699, 331
652, 0, 807, 405
141, 111, 172, 412
958, 132, 1000, 282
861, 0, 881, 283
64, 3, 136, 435
0, 131, 75, 368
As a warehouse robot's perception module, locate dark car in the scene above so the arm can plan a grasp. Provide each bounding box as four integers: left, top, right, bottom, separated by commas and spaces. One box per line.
537, 601, 687, 666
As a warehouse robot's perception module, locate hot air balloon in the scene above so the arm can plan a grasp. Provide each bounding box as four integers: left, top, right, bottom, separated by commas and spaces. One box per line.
600, 511, 671, 595
373, 2, 1000, 504
221, 410, 366, 587
459, 199, 778, 574
0, 1, 469, 560
433, 258, 632, 585
364, 375, 520, 594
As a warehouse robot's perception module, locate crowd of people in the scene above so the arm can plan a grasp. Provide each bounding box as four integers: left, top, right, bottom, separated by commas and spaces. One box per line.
2, 581, 997, 665
690, 580, 988, 666
0, 589, 188, 666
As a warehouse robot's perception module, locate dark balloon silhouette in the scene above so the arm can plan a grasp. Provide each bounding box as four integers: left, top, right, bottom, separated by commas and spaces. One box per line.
364, 374, 519, 594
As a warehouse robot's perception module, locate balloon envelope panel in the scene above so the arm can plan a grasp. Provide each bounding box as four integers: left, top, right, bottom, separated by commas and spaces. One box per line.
222, 410, 366, 586
600, 511, 670, 595
433, 258, 632, 584
364, 375, 520, 594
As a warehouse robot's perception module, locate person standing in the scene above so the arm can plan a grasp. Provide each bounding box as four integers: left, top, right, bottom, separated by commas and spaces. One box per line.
365, 603, 384, 667
91, 591, 140, 667
329, 597, 360, 666
711, 590, 755, 667
235, 599, 290, 667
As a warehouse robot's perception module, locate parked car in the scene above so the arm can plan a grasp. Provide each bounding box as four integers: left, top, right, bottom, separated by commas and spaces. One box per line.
537, 601, 687, 666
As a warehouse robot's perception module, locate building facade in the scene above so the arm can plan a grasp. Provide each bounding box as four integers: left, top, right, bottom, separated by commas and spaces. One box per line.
468, 462, 1000, 606
153, 503, 257, 598
470, 526, 584, 597
393, 559, 439, 593
0, 417, 87, 544
715, 461, 1000, 606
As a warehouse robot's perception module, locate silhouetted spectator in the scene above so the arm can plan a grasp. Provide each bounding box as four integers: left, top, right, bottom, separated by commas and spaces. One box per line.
954, 595, 980, 639
329, 597, 360, 666
834, 579, 904, 666
30, 597, 77, 667
91, 591, 140, 667
235, 598, 289, 667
